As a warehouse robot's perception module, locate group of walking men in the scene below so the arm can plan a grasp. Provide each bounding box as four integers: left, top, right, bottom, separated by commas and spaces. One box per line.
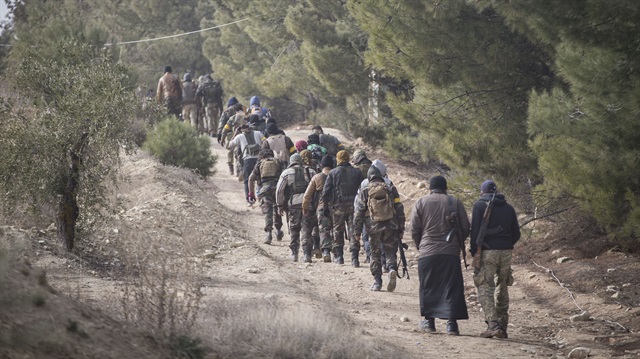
212, 93, 521, 339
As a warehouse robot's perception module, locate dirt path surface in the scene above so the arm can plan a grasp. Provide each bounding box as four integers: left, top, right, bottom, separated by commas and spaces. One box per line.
20, 125, 640, 358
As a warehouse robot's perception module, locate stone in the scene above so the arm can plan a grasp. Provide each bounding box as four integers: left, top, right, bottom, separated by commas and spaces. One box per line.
567, 347, 590, 359
417, 182, 427, 189
551, 249, 561, 255
400, 316, 410, 322
230, 241, 244, 248
557, 257, 573, 264
606, 285, 620, 292
611, 292, 620, 299
203, 250, 216, 260
569, 311, 590, 322
246, 267, 260, 274
607, 268, 617, 273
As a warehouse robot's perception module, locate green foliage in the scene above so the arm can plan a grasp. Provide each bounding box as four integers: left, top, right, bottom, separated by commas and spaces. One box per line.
144, 119, 217, 179
169, 335, 208, 359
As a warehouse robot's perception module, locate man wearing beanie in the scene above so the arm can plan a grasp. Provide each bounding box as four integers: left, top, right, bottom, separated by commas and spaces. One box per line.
470, 180, 520, 339
303, 155, 336, 262
352, 149, 374, 263
410, 175, 470, 335
228, 123, 264, 205
321, 150, 364, 266
248, 148, 285, 245
156, 65, 182, 119
262, 122, 295, 167
354, 162, 405, 292
276, 154, 316, 262
219, 103, 246, 176
196, 73, 224, 137
181, 73, 198, 129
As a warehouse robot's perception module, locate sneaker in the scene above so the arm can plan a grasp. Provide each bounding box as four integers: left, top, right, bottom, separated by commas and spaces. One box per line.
446, 320, 459, 336
303, 253, 312, 263
312, 248, 322, 259
276, 230, 284, 241
419, 318, 436, 333
351, 257, 360, 268
322, 249, 331, 263
264, 231, 272, 245
387, 269, 397, 292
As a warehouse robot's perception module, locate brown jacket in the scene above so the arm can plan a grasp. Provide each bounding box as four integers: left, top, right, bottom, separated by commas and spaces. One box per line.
302, 167, 331, 211
156, 73, 182, 103
409, 189, 470, 258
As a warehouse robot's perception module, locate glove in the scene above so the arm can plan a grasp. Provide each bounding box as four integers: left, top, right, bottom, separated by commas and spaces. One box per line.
217, 133, 222, 144
247, 192, 256, 203
323, 206, 330, 218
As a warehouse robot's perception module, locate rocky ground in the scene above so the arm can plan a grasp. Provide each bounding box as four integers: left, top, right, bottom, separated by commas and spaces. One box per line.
2, 125, 640, 358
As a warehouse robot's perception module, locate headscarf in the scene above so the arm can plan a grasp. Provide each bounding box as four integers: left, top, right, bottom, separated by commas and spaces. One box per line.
295, 140, 308, 153
336, 150, 350, 165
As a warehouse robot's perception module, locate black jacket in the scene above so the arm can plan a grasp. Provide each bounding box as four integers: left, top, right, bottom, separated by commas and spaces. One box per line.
321, 163, 363, 207
470, 193, 520, 256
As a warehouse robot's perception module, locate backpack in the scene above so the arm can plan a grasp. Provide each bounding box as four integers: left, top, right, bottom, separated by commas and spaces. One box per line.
259, 158, 280, 181
266, 134, 289, 163
182, 82, 197, 104
320, 134, 340, 156
367, 181, 395, 223
202, 80, 223, 105
243, 132, 260, 157
292, 167, 309, 195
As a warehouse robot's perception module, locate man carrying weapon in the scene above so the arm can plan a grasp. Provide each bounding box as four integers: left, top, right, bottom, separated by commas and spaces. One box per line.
354, 162, 405, 292
471, 180, 521, 339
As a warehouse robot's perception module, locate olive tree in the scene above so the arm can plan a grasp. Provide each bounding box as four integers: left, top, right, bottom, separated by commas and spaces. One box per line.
0, 40, 138, 251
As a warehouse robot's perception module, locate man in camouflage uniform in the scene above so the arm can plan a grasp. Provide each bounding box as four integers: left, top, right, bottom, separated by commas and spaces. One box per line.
196, 73, 224, 136
352, 149, 373, 263
298, 150, 321, 261
220, 103, 247, 177
354, 163, 405, 292
249, 149, 284, 244
218, 98, 240, 174
303, 155, 335, 263
322, 150, 364, 266
471, 180, 521, 339
276, 154, 315, 262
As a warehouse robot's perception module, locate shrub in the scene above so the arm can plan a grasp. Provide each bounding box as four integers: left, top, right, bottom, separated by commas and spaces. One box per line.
144, 119, 217, 179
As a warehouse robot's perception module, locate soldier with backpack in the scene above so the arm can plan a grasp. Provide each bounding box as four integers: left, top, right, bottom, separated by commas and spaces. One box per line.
218, 98, 241, 175
354, 163, 405, 292
352, 149, 374, 263
321, 150, 364, 266
307, 134, 328, 172
181, 73, 199, 130
156, 66, 182, 119
221, 104, 247, 177
276, 154, 316, 262
196, 74, 224, 137
262, 122, 295, 168
228, 123, 264, 205
302, 155, 335, 263
312, 125, 345, 156
248, 149, 285, 244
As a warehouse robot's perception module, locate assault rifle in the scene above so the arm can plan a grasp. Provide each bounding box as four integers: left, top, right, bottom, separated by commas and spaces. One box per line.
472, 192, 497, 270
446, 207, 468, 269
397, 234, 410, 280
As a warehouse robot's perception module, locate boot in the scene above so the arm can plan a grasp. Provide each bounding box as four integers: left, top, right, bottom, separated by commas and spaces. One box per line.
303, 252, 312, 263
480, 321, 502, 338
312, 248, 322, 259
446, 320, 459, 336
370, 275, 382, 291
364, 255, 370, 264
419, 318, 436, 333
264, 231, 272, 245
276, 229, 284, 241
351, 251, 360, 268
322, 249, 331, 263
334, 247, 344, 265
291, 248, 299, 262
387, 269, 397, 292
228, 164, 234, 176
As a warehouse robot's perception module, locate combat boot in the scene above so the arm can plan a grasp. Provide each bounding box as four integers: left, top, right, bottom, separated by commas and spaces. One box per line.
228, 164, 234, 176
276, 229, 284, 241
387, 269, 397, 292
419, 318, 436, 333
264, 231, 272, 245
480, 321, 502, 338
312, 248, 322, 259
322, 249, 331, 263
334, 247, 344, 265
303, 252, 312, 263
364, 255, 371, 264
446, 320, 459, 336
351, 256, 360, 268
370, 275, 382, 291
291, 248, 299, 262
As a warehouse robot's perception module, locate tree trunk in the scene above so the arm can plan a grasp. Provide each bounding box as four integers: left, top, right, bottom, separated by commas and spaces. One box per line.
57, 133, 87, 251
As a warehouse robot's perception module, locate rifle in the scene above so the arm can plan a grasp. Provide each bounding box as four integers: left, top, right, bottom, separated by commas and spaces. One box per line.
472, 192, 497, 270
397, 234, 410, 279
285, 209, 291, 235
445, 197, 468, 269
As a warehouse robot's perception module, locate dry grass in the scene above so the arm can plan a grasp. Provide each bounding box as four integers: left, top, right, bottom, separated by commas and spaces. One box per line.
200, 296, 408, 359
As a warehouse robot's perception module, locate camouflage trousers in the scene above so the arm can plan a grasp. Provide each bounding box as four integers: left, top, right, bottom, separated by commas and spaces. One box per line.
287, 206, 303, 252
204, 104, 220, 135
301, 210, 319, 255
369, 227, 399, 277
331, 205, 359, 256
164, 97, 181, 118
182, 104, 198, 128
317, 208, 333, 250
474, 249, 513, 327
259, 192, 282, 232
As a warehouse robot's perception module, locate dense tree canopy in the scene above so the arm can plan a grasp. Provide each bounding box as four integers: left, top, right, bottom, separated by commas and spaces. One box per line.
2, 0, 640, 247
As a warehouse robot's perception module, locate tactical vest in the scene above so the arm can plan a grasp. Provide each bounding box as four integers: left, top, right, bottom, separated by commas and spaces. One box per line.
182, 82, 197, 104
336, 166, 359, 203
259, 158, 280, 182
292, 167, 308, 195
